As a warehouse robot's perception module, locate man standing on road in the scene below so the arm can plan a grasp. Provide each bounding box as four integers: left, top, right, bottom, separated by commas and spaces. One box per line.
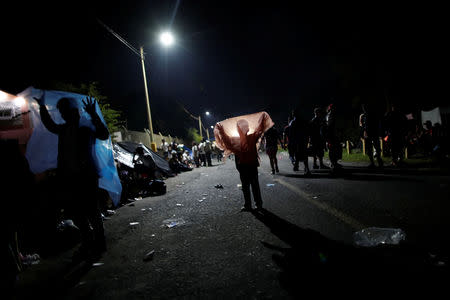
34, 92, 109, 262
198, 139, 206, 166
285, 108, 311, 175
192, 142, 200, 168
215, 112, 271, 211
384, 104, 407, 166
325, 104, 343, 171
160, 139, 169, 160
360, 103, 383, 168
204, 139, 213, 166
310, 107, 328, 170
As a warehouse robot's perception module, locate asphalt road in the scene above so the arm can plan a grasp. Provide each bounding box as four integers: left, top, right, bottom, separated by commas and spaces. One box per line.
13, 153, 450, 299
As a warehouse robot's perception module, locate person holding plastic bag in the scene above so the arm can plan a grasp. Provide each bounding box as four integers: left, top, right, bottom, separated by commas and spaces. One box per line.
34, 92, 109, 262
215, 112, 273, 211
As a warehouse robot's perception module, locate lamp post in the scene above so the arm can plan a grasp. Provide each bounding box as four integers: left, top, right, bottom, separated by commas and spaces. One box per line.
96, 19, 175, 152
140, 31, 175, 151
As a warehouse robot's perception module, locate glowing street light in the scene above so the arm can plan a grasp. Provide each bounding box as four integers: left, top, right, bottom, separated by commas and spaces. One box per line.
160, 31, 175, 47
205, 111, 210, 116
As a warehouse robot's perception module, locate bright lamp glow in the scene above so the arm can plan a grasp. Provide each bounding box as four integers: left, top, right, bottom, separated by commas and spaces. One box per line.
205, 111, 210, 116
14, 97, 25, 107
0, 91, 7, 102
210, 125, 214, 129
160, 32, 174, 47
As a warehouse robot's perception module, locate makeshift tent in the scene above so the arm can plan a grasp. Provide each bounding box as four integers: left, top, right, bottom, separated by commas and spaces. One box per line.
114, 141, 174, 177
18, 87, 122, 206
421, 107, 442, 126
0, 89, 33, 151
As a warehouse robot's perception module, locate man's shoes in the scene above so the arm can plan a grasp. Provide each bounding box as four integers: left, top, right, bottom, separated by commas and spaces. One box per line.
275, 167, 279, 173
304, 170, 312, 177
293, 166, 299, 171
240, 206, 253, 212
255, 205, 263, 211
271, 169, 275, 175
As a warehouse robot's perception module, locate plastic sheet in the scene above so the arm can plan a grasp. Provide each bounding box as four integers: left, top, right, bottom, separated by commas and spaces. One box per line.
19, 87, 122, 206
213, 111, 274, 157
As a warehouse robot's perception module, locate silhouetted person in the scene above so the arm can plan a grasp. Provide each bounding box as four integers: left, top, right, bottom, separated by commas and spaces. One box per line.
384, 104, 407, 166
360, 104, 383, 168
216, 114, 268, 211
285, 108, 311, 175
325, 104, 342, 171
310, 107, 328, 169
34, 93, 109, 262
192, 142, 200, 167
204, 139, 213, 166
263, 126, 283, 174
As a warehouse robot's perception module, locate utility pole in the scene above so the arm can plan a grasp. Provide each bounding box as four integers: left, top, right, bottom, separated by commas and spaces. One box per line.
140, 46, 156, 151
198, 115, 203, 139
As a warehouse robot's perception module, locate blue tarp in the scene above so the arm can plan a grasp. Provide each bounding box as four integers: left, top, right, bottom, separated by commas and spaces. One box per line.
20, 87, 122, 206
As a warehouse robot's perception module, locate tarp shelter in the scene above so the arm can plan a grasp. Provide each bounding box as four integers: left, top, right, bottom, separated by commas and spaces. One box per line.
0, 89, 33, 153
17, 87, 122, 206
114, 141, 173, 177
421, 107, 442, 126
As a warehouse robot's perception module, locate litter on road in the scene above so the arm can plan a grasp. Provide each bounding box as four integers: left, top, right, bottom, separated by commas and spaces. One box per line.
215, 184, 224, 189
129, 222, 140, 226
163, 218, 186, 228
143, 250, 155, 261
176, 203, 183, 206
266, 183, 275, 187
353, 227, 406, 247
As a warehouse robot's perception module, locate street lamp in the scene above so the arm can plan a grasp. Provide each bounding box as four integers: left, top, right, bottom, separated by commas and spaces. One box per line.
139, 30, 175, 151
205, 111, 210, 116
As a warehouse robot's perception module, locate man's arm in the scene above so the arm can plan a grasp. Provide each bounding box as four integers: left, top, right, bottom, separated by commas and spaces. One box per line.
216, 123, 234, 150
83, 97, 109, 140
33, 92, 60, 134
254, 112, 268, 138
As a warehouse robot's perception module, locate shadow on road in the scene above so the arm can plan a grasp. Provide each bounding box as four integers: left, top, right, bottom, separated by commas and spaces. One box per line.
252, 208, 447, 296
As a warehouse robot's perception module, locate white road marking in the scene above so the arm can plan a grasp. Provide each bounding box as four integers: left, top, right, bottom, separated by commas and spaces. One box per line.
274, 178, 366, 229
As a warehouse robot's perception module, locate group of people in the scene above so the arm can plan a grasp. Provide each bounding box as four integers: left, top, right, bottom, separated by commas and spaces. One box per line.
359, 103, 449, 167
260, 105, 341, 176
191, 139, 223, 168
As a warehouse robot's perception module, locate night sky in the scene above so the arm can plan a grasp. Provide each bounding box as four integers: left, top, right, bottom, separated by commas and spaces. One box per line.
1, 1, 448, 134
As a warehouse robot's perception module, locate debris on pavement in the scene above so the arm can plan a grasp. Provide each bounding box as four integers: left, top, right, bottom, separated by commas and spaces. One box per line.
143, 250, 155, 261
202, 193, 208, 196
163, 218, 186, 228
353, 227, 406, 247
92, 262, 104, 267
266, 183, 275, 187
134, 197, 142, 201
21, 253, 41, 266
129, 222, 140, 226
237, 184, 242, 189
105, 210, 116, 216
313, 196, 319, 199
176, 203, 184, 206
215, 184, 224, 189
198, 199, 204, 202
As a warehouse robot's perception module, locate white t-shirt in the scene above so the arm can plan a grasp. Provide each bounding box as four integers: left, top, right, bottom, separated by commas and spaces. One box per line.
192, 145, 199, 157
198, 142, 205, 154
161, 142, 169, 152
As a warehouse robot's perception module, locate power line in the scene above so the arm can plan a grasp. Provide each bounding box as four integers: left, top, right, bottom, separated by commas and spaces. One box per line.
97, 18, 141, 57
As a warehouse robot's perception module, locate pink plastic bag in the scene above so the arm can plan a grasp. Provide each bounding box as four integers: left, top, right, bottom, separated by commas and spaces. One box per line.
213, 112, 274, 159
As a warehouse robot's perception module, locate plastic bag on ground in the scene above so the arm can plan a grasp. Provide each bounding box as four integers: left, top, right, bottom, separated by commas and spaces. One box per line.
353, 227, 406, 247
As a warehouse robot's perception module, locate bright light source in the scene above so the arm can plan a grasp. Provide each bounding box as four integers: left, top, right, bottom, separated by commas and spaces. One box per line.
210, 126, 214, 129
205, 111, 210, 116
0, 91, 7, 102
14, 97, 25, 107
160, 32, 174, 47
